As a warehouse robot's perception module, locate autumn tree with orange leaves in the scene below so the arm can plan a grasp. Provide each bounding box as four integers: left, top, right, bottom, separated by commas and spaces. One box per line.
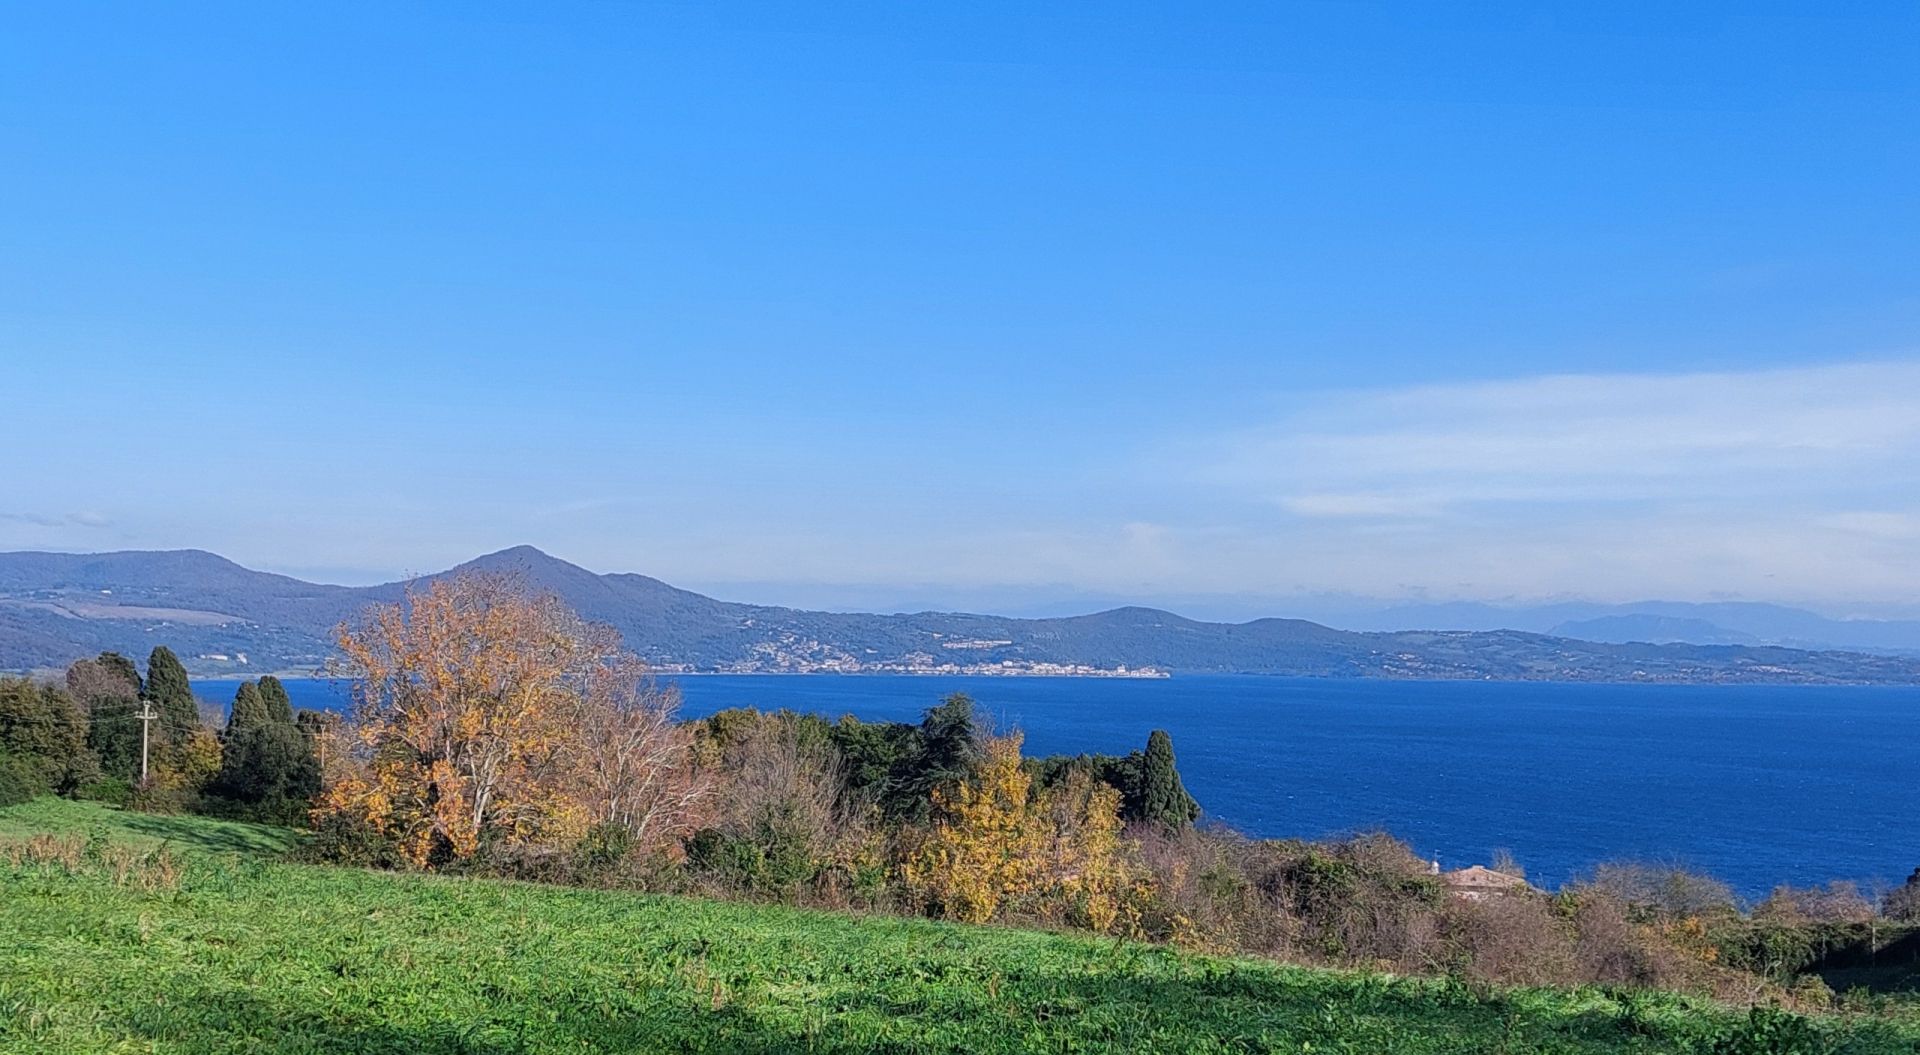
314, 575, 704, 869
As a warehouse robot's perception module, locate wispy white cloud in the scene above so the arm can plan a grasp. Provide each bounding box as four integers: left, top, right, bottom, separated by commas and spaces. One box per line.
512, 361, 1920, 609
1817, 511, 1920, 541
0, 510, 112, 529
1200, 359, 1920, 517
1167, 359, 1920, 605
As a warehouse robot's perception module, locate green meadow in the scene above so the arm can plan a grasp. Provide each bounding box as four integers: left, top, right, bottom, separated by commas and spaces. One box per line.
2, 799, 1914, 1055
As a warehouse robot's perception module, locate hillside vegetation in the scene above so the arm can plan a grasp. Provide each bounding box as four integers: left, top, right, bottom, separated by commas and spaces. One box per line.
3, 800, 1915, 1055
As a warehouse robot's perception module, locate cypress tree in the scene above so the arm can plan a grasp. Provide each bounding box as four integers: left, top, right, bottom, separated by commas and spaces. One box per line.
213, 679, 321, 816
226, 681, 269, 734
258, 676, 295, 726
1138, 729, 1200, 830
144, 646, 199, 747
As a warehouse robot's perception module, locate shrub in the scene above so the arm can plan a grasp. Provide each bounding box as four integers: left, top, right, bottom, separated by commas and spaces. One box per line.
1788, 973, 1835, 1011
1579, 863, 1741, 922
572, 822, 636, 877
1883, 869, 1920, 922
75, 777, 135, 807
1711, 1006, 1835, 1055
301, 807, 405, 870
688, 712, 855, 901
1121, 827, 1451, 970
1129, 825, 1283, 953
1567, 891, 1701, 990
1755, 883, 1876, 926
0, 748, 48, 807
201, 793, 314, 827
903, 733, 1042, 923
1274, 835, 1444, 969
128, 779, 197, 815
685, 827, 773, 889
1439, 892, 1574, 985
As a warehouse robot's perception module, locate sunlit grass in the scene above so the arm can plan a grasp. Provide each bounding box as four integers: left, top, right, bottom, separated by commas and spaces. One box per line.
0, 797, 303, 857
2, 800, 1913, 1054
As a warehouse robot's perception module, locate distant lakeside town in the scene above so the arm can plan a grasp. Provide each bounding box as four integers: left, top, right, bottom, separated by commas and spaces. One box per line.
6, 547, 1920, 685
655, 659, 1171, 678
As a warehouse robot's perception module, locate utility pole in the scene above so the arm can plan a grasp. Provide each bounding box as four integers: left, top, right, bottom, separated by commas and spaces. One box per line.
135, 700, 159, 784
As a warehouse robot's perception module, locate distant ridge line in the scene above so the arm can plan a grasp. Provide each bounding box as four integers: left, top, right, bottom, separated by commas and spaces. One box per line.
2, 546, 1919, 685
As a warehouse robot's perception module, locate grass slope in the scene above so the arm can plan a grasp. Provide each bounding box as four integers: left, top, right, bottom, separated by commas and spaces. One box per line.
0, 797, 303, 856
2, 802, 1915, 1054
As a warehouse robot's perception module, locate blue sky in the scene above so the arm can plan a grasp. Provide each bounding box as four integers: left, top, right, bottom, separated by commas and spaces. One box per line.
4, 3, 1918, 617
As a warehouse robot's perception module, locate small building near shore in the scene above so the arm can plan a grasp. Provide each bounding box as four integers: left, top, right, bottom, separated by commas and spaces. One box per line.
1442, 865, 1533, 901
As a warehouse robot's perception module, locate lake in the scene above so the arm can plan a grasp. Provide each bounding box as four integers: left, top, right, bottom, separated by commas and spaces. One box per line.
197, 674, 1920, 897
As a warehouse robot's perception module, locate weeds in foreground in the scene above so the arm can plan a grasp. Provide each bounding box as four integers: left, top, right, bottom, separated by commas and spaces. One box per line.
0, 831, 182, 891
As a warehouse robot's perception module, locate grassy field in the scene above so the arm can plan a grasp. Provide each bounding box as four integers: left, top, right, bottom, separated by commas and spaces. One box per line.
3, 801, 1916, 1054
0, 797, 303, 857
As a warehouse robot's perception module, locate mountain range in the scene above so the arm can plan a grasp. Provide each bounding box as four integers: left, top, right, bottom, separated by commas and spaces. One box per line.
3, 546, 1919, 685
1333, 600, 1920, 655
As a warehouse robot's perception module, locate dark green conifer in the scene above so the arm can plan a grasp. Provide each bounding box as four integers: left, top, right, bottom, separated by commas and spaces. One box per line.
212, 679, 321, 818
258, 676, 295, 726
144, 646, 199, 747
912, 693, 983, 805
226, 681, 269, 734
0, 678, 98, 793
1138, 729, 1200, 830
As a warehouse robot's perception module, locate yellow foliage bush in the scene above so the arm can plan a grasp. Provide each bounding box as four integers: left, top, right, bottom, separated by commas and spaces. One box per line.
904, 733, 1136, 931
904, 734, 1042, 923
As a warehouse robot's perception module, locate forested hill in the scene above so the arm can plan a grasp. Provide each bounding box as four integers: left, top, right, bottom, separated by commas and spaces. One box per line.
4, 546, 1920, 684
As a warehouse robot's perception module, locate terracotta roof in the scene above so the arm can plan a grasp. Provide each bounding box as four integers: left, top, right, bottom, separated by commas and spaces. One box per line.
1443, 865, 1531, 890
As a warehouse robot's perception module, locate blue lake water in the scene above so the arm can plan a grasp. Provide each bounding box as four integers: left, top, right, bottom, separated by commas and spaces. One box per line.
198, 674, 1920, 897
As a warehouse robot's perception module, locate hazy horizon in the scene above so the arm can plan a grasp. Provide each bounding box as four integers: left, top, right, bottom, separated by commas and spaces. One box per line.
10, 542, 1920, 627
6, 6, 1917, 618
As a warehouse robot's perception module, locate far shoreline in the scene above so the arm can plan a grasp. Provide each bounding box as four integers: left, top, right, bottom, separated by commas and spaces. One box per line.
167, 669, 1920, 689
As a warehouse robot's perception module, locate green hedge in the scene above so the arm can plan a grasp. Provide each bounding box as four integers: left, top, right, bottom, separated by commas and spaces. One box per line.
0, 748, 49, 808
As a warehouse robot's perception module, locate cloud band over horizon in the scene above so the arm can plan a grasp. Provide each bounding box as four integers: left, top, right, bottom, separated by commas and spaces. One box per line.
5, 359, 1918, 618
1172, 358, 1920, 609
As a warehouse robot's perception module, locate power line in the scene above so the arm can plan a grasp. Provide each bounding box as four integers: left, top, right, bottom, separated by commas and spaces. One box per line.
0, 712, 146, 726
